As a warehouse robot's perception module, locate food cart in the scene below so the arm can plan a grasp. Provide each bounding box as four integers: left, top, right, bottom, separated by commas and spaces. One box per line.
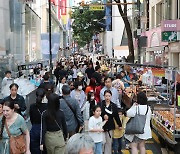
113, 62, 180, 151
151, 69, 180, 152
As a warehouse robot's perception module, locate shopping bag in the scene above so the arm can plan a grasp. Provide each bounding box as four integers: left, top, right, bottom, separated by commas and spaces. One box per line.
125, 105, 148, 135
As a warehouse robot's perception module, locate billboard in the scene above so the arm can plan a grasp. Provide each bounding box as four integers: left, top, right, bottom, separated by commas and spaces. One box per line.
41, 33, 60, 60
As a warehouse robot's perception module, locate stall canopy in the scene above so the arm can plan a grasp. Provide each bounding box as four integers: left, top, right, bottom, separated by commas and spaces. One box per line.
113, 46, 129, 58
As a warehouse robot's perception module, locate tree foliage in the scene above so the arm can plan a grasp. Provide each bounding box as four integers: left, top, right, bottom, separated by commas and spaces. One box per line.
71, 6, 105, 47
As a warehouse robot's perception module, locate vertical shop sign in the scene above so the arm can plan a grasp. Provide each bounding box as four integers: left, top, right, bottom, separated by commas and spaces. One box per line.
58, 0, 61, 20
61, 0, 67, 15
105, 0, 112, 31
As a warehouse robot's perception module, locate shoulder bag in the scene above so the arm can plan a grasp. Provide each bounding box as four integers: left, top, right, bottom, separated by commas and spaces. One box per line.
125, 105, 149, 135
5, 121, 26, 154
62, 98, 82, 133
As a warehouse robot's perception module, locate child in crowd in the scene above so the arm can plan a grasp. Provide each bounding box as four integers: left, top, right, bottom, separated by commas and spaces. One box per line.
113, 110, 129, 154
82, 91, 97, 120
88, 105, 107, 154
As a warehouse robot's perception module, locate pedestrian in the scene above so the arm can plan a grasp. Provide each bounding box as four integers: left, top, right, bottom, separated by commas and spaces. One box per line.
88, 105, 107, 154
120, 71, 131, 88
112, 110, 128, 154
77, 72, 87, 91
30, 88, 47, 154
85, 63, 95, 80
95, 76, 105, 104
56, 76, 67, 98
124, 92, 152, 154
60, 85, 84, 137
72, 65, 78, 81
68, 81, 74, 91
0, 101, 31, 154
65, 133, 95, 154
85, 78, 97, 94
70, 81, 86, 111
58, 65, 68, 81
83, 91, 97, 118
1, 71, 13, 90
39, 74, 54, 90
91, 65, 102, 86
100, 77, 121, 109
1, 83, 26, 116
100, 90, 122, 154
40, 93, 67, 154
54, 64, 61, 86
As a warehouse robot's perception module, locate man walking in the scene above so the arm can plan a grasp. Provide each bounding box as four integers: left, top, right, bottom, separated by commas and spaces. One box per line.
60, 85, 84, 137
100, 77, 121, 109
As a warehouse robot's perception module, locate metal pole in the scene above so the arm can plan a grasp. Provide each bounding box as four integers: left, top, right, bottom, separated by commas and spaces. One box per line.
137, 0, 141, 63
173, 69, 177, 141
49, 0, 53, 72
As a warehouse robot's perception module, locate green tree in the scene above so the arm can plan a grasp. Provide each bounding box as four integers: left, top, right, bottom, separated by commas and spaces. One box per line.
71, 6, 105, 47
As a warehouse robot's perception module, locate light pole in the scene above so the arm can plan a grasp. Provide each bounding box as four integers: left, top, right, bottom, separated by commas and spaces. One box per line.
137, 0, 141, 63
49, 0, 53, 72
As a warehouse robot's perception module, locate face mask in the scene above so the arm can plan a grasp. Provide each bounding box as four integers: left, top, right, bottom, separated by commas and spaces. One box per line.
91, 96, 95, 100
78, 86, 83, 91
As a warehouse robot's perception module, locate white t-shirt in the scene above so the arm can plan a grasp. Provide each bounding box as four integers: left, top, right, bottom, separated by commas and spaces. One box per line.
88, 116, 103, 143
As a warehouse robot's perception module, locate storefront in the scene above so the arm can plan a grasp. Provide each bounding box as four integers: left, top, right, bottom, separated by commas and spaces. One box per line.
144, 27, 168, 65
168, 42, 180, 69
161, 20, 180, 69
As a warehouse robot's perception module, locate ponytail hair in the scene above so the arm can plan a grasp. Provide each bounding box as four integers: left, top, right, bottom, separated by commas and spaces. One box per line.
36, 88, 46, 107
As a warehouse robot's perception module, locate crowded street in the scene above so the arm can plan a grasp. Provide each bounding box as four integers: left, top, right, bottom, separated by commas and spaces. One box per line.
1, 0, 180, 154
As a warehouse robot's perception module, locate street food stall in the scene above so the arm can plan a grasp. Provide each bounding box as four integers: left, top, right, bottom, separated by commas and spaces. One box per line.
113, 62, 180, 151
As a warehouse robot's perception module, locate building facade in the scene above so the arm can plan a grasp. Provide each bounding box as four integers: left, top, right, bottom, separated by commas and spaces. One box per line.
141, 0, 180, 69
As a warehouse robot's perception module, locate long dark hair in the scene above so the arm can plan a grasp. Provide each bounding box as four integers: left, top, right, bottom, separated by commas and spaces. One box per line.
46, 93, 60, 122
45, 83, 54, 98
36, 88, 45, 107
0, 101, 15, 140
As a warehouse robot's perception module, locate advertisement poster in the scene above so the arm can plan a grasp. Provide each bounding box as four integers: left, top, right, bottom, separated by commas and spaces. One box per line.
41, 33, 60, 60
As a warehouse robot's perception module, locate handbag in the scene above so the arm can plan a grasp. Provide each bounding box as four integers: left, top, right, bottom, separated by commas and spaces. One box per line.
5, 121, 26, 154
125, 105, 148, 135
61, 98, 82, 133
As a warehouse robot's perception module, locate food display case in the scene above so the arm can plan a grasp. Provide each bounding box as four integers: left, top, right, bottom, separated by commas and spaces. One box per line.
152, 104, 180, 147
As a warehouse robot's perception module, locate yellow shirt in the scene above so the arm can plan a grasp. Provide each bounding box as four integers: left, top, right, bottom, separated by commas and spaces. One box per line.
113, 115, 129, 139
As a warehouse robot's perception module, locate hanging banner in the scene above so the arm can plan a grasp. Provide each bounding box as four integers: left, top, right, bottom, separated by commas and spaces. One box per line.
165, 69, 173, 80
41, 33, 60, 60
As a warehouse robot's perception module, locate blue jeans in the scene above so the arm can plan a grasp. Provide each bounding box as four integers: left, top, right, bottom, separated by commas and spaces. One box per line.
113, 138, 122, 154
30, 124, 47, 154
95, 142, 103, 154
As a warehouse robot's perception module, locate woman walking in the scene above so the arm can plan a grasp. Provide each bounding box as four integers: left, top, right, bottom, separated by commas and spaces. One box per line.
30, 88, 47, 154
101, 90, 122, 154
124, 92, 152, 154
0, 101, 30, 154
2, 83, 26, 116
40, 93, 67, 154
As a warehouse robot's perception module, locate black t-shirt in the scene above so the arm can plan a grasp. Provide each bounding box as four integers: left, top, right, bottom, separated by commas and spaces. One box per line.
91, 71, 102, 85
2, 94, 26, 115
30, 103, 47, 125
85, 68, 95, 79
41, 110, 67, 144
38, 81, 54, 90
